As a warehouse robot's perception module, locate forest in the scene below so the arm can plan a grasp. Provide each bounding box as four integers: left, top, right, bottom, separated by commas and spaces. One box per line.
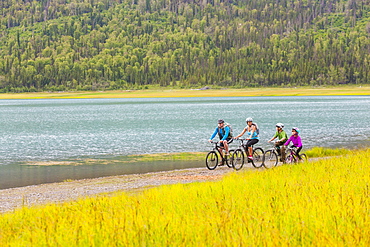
0, 0, 369, 92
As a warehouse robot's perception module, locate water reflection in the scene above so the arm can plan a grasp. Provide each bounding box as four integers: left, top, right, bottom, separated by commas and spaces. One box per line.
0, 159, 204, 190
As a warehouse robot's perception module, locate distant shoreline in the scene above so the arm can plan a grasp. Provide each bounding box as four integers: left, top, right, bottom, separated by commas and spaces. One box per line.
0, 85, 369, 99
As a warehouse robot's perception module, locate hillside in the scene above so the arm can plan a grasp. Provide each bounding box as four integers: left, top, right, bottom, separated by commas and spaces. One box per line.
1, 0, 369, 92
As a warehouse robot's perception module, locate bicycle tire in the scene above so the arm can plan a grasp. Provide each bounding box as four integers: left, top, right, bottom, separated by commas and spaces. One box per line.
263, 150, 278, 169
232, 149, 244, 170
206, 151, 218, 170
226, 149, 235, 168
285, 154, 296, 164
251, 147, 264, 168
299, 153, 308, 163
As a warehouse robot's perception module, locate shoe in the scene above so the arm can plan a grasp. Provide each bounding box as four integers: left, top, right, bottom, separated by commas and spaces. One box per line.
225, 152, 230, 156
248, 156, 253, 160
218, 162, 224, 166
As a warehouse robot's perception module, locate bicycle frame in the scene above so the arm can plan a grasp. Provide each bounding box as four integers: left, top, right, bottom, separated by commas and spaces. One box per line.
232, 138, 264, 170
266, 143, 280, 154
263, 143, 280, 168
211, 141, 227, 157
205, 141, 233, 170
285, 146, 307, 164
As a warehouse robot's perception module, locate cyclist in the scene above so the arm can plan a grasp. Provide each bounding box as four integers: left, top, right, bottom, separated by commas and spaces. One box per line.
234, 117, 259, 160
268, 123, 288, 161
284, 127, 303, 160
209, 119, 233, 165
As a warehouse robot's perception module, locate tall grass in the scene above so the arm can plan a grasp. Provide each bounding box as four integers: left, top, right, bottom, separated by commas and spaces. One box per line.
305, 146, 353, 157
1, 149, 370, 246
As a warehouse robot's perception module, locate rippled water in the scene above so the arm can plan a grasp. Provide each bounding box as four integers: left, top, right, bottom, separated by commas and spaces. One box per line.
0, 96, 369, 166
0, 95, 369, 189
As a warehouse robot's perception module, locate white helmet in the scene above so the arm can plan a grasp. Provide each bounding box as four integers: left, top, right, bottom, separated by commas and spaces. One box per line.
245, 117, 253, 122
276, 123, 284, 128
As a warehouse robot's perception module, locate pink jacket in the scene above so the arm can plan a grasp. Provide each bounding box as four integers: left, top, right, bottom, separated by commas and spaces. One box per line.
284, 135, 302, 147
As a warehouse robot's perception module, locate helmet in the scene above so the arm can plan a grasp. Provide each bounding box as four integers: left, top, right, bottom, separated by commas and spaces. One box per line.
292, 127, 300, 134
218, 119, 224, 124
276, 123, 284, 128
245, 117, 253, 122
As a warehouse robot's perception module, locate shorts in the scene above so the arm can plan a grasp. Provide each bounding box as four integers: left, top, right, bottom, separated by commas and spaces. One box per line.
219, 138, 233, 147
244, 139, 259, 147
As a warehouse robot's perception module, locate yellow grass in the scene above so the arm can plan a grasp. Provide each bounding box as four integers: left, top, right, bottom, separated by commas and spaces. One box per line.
305, 146, 352, 157
1, 149, 370, 245
0, 85, 369, 99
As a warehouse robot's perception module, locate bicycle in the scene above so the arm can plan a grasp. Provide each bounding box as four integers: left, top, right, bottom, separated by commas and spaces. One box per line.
231, 138, 264, 170
263, 143, 282, 169
205, 141, 235, 170
285, 146, 308, 164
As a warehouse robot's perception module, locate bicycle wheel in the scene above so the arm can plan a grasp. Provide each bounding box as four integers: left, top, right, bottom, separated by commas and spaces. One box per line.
285, 154, 296, 164
231, 149, 244, 171
263, 150, 278, 169
225, 149, 235, 168
299, 153, 308, 163
251, 148, 264, 168
206, 151, 218, 170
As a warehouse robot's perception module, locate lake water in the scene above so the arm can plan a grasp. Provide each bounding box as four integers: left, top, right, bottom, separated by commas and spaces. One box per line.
1, 95, 369, 188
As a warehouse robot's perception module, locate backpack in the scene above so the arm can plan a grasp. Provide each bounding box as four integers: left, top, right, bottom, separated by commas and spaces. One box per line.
250, 123, 259, 135
225, 122, 233, 137
218, 122, 233, 139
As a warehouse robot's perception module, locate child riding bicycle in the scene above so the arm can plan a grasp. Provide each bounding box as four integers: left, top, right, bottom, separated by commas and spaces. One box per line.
268, 123, 288, 161
284, 127, 303, 160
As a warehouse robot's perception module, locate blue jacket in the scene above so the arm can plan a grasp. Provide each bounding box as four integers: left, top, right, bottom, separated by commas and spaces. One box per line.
210, 126, 231, 141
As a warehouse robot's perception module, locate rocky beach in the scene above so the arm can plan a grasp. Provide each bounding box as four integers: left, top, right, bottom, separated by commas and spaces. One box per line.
0, 166, 236, 213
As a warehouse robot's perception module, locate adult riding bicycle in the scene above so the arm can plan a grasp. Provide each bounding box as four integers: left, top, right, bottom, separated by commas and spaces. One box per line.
285, 146, 308, 164
231, 138, 264, 170
205, 141, 235, 170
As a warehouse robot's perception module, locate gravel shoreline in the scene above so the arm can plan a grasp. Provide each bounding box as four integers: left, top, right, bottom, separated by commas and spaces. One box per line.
0, 166, 237, 213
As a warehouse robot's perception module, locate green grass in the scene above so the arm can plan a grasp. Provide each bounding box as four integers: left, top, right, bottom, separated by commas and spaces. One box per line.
1, 149, 370, 245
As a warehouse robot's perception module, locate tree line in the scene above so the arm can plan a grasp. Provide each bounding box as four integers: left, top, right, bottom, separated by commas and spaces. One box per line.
0, 0, 369, 92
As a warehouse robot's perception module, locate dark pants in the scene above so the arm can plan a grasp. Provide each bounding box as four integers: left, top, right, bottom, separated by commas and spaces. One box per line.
295, 146, 302, 159
244, 139, 259, 147
243, 139, 259, 154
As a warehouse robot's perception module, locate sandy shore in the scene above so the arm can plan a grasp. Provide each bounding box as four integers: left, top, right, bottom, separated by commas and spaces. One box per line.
0, 166, 238, 213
